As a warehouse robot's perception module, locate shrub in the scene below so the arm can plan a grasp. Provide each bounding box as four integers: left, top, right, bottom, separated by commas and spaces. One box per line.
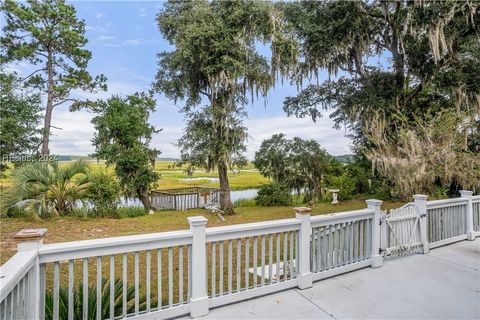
0, 160, 89, 220
114, 206, 147, 219
6, 205, 25, 218
326, 174, 356, 200
255, 183, 292, 206
72, 207, 94, 219
291, 194, 306, 206
233, 198, 256, 207
86, 171, 121, 216
45, 278, 144, 320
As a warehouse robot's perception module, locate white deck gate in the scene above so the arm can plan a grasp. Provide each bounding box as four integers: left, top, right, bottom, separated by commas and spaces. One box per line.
381, 204, 423, 256
1, 192, 479, 320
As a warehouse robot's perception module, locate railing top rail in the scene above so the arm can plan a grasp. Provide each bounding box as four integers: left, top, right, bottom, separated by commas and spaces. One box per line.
154, 191, 200, 196
0, 250, 37, 302
152, 186, 219, 195
427, 197, 468, 209
206, 218, 301, 242
39, 229, 192, 263
472, 195, 480, 202
399, 202, 415, 209
311, 208, 374, 227
38, 208, 378, 261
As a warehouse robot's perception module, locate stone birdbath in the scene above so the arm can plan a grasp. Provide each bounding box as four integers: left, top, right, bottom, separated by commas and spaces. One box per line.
329, 189, 340, 204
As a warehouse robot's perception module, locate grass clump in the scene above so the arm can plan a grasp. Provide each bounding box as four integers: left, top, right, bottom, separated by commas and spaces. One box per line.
233, 198, 256, 207
114, 206, 147, 219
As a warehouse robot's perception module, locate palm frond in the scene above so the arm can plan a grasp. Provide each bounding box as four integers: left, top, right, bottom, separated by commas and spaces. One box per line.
61, 160, 89, 181
2, 160, 91, 218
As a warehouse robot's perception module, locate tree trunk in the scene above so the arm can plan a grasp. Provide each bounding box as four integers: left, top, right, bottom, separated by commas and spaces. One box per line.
218, 160, 234, 214
313, 181, 322, 201
41, 50, 54, 156
307, 176, 322, 201
139, 192, 154, 211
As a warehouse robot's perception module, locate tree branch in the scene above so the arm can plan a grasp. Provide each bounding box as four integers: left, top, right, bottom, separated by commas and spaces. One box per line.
53, 98, 79, 108
20, 68, 46, 81
199, 89, 211, 98
34, 51, 49, 59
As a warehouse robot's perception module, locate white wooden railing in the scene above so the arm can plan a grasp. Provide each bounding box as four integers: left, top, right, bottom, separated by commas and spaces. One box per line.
426, 190, 478, 248
0, 229, 44, 320
1, 193, 478, 320
472, 195, 480, 235
380, 191, 479, 255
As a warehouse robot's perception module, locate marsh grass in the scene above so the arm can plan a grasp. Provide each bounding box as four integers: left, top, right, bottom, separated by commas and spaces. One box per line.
234, 198, 257, 207
156, 170, 268, 190
1, 161, 267, 190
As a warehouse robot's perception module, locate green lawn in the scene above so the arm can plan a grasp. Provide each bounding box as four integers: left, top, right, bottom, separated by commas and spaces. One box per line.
0, 199, 402, 265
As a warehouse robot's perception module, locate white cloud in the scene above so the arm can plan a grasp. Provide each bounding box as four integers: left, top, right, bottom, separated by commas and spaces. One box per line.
47, 81, 352, 159
246, 114, 352, 158
150, 126, 182, 158
124, 39, 141, 46
93, 38, 157, 47
96, 35, 116, 41
139, 8, 148, 17
85, 25, 108, 34
70, 81, 144, 101
49, 109, 95, 156
96, 12, 105, 19
49, 81, 147, 155
147, 112, 353, 161
122, 38, 158, 46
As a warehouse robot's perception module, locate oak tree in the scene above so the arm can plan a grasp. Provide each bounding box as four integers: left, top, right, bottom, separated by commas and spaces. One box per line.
154, 0, 286, 213
90, 93, 160, 210
280, 1, 480, 197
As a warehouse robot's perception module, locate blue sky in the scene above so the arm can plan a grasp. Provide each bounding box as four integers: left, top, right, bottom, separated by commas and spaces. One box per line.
7, 0, 353, 159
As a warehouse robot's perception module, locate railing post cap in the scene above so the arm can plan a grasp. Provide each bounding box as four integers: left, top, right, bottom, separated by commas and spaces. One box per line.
459, 190, 473, 197
187, 216, 208, 227
365, 199, 383, 206
294, 207, 312, 214
13, 228, 47, 242
413, 194, 428, 200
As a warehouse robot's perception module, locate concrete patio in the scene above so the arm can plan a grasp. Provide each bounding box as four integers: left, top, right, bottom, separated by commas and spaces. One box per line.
192, 239, 480, 319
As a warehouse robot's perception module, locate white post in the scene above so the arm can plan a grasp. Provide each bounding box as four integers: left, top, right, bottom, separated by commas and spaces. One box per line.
187, 216, 209, 318
413, 194, 429, 253
13, 228, 47, 320
294, 207, 313, 289
379, 210, 387, 253
460, 190, 475, 241
366, 200, 383, 268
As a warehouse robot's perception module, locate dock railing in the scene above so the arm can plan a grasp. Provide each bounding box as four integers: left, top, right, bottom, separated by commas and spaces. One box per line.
1, 192, 478, 319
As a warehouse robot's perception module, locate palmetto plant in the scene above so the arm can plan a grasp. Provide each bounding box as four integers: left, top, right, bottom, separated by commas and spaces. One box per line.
45, 278, 144, 320
0, 160, 89, 220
